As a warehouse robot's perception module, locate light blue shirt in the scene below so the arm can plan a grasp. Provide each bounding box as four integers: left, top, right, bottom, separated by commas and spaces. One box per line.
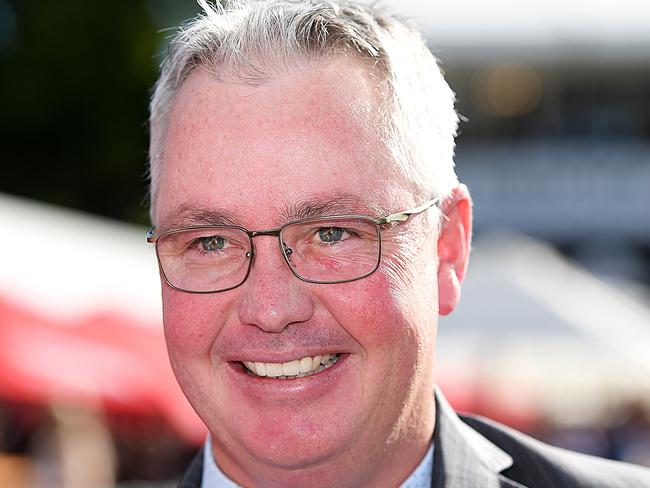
202, 435, 434, 487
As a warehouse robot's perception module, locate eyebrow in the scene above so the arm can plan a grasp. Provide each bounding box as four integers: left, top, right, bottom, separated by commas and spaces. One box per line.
284, 193, 388, 221
158, 193, 389, 232
159, 204, 242, 232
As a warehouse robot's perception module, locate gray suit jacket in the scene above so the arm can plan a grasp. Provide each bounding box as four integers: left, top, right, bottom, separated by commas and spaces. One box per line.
178, 391, 650, 487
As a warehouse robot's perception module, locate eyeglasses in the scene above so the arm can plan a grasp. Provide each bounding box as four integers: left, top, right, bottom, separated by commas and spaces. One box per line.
146, 198, 439, 294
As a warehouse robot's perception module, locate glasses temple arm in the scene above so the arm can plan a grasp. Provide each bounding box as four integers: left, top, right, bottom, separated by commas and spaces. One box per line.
375, 197, 440, 225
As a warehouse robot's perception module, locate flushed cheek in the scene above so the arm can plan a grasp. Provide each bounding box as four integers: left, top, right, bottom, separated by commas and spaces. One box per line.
320, 276, 429, 437
162, 287, 230, 357
161, 288, 237, 427
335, 275, 430, 398
329, 274, 420, 354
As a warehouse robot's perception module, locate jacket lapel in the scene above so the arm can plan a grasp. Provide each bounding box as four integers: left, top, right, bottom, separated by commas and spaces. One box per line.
178, 447, 204, 488
432, 390, 519, 488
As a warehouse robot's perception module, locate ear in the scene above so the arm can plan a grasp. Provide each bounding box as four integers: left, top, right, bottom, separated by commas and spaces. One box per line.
437, 184, 473, 316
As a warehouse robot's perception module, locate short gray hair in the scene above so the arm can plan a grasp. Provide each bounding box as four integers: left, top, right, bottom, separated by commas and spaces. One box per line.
148, 0, 459, 219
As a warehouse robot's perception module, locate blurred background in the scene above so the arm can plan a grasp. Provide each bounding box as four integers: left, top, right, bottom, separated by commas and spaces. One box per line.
1, 0, 649, 486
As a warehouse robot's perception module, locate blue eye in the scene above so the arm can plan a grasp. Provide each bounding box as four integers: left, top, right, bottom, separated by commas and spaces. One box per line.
318, 227, 344, 243
200, 236, 227, 251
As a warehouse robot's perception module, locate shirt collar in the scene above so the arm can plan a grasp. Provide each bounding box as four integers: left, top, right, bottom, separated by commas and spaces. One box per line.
202, 435, 238, 488
201, 435, 434, 487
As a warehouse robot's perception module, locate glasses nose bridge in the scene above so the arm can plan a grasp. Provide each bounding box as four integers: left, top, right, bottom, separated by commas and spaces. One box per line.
247, 227, 290, 264
249, 228, 282, 239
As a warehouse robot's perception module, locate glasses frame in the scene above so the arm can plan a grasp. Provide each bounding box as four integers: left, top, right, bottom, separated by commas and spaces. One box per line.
146, 197, 439, 294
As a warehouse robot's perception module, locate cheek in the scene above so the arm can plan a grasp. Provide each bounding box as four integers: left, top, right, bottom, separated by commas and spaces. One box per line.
162, 287, 230, 357
325, 272, 436, 428
326, 272, 422, 354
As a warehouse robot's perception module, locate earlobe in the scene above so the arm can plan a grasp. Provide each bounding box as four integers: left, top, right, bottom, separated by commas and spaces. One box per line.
438, 262, 461, 316
437, 185, 473, 316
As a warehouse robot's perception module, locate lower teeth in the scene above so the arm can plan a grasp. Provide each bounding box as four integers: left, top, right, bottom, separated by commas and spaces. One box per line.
245, 355, 340, 379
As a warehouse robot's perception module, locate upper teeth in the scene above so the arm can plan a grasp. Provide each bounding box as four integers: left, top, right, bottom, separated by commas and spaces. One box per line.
243, 354, 339, 379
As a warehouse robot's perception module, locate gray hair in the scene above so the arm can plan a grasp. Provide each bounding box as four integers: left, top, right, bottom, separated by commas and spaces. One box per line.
148, 0, 459, 220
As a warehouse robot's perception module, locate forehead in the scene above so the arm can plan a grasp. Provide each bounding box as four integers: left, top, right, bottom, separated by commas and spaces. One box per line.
155, 57, 406, 228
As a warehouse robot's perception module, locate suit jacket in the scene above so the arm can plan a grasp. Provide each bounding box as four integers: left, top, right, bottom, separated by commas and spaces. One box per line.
178, 390, 650, 487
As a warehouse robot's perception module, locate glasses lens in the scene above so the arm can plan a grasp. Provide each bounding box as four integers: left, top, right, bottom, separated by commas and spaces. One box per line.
281, 217, 380, 283
156, 227, 251, 292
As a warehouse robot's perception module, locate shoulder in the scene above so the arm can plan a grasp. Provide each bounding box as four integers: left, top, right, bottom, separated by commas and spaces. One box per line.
460, 413, 650, 488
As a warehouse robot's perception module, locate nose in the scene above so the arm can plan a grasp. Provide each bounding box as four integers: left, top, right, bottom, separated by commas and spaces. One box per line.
237, 237, 314, 333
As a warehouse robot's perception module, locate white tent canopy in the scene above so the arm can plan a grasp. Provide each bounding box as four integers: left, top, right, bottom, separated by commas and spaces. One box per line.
438, 232, 650, 422
0, 193, 161, 323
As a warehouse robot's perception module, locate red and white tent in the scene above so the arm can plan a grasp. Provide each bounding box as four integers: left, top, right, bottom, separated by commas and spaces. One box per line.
0, 193, 204, 445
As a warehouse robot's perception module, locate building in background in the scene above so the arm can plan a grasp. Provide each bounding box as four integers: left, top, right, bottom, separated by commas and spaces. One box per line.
408, 0, 650, 287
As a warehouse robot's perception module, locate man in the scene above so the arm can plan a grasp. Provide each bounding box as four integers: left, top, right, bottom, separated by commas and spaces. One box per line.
145, 1, 650, 486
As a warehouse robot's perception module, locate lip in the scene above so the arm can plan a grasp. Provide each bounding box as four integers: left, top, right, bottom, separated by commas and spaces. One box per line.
225, 353, 351, 400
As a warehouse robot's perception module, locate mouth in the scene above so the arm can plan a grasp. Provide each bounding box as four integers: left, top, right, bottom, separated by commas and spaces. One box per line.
240, 354, 341, 380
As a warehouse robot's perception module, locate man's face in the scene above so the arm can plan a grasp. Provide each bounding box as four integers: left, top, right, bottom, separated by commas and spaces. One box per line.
155, 58, 441, 483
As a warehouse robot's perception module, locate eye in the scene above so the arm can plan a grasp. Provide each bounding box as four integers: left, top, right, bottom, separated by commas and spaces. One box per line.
318, 227, 345, 243
199, 236, 228, 251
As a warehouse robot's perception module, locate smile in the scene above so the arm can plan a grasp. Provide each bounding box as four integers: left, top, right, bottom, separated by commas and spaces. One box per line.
242, 354, 341, 379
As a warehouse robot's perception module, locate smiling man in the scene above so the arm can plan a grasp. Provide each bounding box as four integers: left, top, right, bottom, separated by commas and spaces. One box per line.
146, 1, 650, 487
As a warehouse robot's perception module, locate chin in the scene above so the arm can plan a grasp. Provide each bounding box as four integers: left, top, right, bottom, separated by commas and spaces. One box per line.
209, 397, 364, 472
